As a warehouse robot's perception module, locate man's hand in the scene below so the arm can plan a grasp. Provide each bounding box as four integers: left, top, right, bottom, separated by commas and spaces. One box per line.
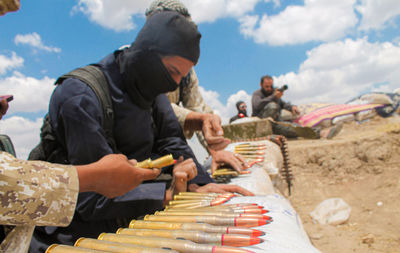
210, 150, 248, 174
164, 156, 198, 206
173, 156, 197, 181
291, 105, 300, 116
274, 89, 284, 99
0, 99, 9, 120
77, 154, 161, 198
202, 114, 230, 151
189, 183, 254, 196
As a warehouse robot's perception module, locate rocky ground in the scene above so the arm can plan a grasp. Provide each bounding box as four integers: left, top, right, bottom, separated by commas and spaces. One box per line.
287, 115, 400, 253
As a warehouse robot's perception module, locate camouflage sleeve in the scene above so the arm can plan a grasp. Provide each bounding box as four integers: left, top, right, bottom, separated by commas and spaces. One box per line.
181, 69, 214, 140
170, 103, 193, 138
0, 152, 79, 227
181, 69, 214, 114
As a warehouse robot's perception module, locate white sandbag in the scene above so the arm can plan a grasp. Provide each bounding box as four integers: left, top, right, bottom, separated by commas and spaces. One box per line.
332, 114, 354, 124
359, 93, 393, 104
228, 195, 321, 253
223, 140, 320, 252
310, 198, 351, 225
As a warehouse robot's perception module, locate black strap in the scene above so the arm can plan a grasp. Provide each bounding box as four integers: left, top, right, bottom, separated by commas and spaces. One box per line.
56, 65, 117, 152
178, 71, 191, 104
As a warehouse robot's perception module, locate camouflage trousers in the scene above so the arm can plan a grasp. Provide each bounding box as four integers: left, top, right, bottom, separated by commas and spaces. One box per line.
259, 102, 281, 121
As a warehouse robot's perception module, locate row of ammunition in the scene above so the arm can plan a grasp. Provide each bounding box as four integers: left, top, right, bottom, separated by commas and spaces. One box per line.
213, 143, 266, 183
47, 192, 272, 253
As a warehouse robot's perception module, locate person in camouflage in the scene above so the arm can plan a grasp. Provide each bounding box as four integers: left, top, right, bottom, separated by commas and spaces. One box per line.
0, 99, 161, 253
0, 0, 19, 16
146, 0, 248, 174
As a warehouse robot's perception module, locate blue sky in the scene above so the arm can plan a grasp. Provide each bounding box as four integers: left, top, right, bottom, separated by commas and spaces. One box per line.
1, 0, 400, 159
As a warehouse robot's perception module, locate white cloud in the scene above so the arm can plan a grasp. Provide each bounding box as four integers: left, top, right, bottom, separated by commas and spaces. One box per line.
199, 86, 251, 125
0, 116, 42, 160
72, 0, 262, 31
14, 33, 61, 53
0, 52, 24, 75
0, 72, 55, 113
356, 0, 400, 31
274, 37, 400, 105
183, 0, 259, 23
72, 0, 149, 32
239, 0, 358, 45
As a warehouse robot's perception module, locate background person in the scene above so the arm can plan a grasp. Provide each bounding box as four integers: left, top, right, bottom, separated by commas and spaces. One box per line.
252, 75, 300, 120
229, 100, 248, 123
252, 75, 342, 139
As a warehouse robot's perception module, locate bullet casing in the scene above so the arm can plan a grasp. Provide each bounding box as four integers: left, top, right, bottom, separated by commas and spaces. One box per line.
117, 229, 263, 247
144, 215, 234, 226
128, 220, 262, 236
98, 233, 254, 253
118, 228, 222, 244
46, 244, 108, 253
155, 210, 268, 220
174, 195, 216, 200
99, 233, 212, 253
75, 238, 177, 253
144, 214, 266, 227
151, 154, 174, 168
137, 154, 174, 169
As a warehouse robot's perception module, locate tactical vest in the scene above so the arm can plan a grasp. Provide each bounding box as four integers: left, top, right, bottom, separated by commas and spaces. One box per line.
28, 65, 117, 163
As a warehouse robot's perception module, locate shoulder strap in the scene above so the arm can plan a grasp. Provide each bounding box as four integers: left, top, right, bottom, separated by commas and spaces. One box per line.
178, 71, 191, 104
56, 65, 117, 152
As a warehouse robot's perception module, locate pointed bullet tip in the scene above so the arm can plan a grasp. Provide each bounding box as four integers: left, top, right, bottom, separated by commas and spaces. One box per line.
249, 237, 264, 245
258, 219, 268, 226
252, 229, 265, 237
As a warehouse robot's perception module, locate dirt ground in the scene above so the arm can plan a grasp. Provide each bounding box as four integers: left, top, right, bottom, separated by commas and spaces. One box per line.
286, 115, 400, 253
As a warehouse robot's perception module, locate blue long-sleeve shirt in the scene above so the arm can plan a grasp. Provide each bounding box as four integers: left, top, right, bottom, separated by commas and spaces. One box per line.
30, 52, 213, 252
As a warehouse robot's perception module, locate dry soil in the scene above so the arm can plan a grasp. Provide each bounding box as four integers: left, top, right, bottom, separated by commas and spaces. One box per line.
287, 115, 400, 253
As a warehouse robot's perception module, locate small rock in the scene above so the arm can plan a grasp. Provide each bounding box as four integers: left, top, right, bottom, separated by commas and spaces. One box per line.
362, 234, 375, 246
310, 233, 323, 240
377, 201, 383, 207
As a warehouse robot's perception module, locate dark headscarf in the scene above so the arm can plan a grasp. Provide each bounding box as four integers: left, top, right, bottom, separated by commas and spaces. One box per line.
118, 11, 201, 109
236, 101, 247, 116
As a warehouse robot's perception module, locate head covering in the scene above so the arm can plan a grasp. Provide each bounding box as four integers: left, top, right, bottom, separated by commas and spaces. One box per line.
145, 0, 190, 18
236, 101, 247, 117
118, 11, 201, 109
236, 101, 245, 111
133, 11, 200, 64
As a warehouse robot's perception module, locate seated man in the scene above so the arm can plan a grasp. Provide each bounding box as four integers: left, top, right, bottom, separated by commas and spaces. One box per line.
252, 75, 341, 139
146, 0, 248, 174
252, 75, 299, 120
230, 101, 248, 123
29, 11, 252, 252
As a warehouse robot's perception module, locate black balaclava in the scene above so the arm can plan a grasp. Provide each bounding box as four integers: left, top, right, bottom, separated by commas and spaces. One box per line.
118, 11, 201, 109
236, 101, 247, 117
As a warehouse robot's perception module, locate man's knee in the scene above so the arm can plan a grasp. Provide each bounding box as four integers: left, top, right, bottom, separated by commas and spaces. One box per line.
260, 102, 281, 120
